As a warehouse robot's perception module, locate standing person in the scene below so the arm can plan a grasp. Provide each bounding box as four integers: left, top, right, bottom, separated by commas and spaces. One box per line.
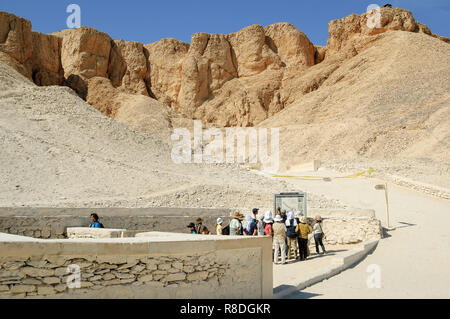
200, 226, 212, 235
243, 215, 258, 236
285, 211, 299, 260
89, 213, 104, 228
281, 210, 287, 222
187, 222, 197, 234
216, 217, 223, 235
258, 215, 265, 236
195, 218, 204, 235
313, 215, 327, 254
229, 212, 242, 236
263, 211, 274, 236
238, 213, 245, 235
252, 208, 259, 220
296, 217, 313, 261
276, 207, 281, 216
273, 215, 287, 264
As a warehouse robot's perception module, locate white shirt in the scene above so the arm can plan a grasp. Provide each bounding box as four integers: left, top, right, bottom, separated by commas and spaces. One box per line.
313, 223, 323, 235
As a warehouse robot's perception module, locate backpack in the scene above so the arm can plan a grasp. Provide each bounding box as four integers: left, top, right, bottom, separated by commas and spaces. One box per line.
286, 220, 297, 238
99, 222, 105, 229
222, 224, 230, 235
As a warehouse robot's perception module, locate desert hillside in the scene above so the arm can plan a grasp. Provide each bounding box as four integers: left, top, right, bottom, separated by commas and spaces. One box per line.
0, 6, 449, 209
0, 59, 346, 209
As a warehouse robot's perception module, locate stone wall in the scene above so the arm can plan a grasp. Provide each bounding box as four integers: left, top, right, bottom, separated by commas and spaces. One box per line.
0, 232, 272, 299
311, 209, 382, 244
0, 207, 232, 239
0, 207, 382, 244
66, 228, 127, 239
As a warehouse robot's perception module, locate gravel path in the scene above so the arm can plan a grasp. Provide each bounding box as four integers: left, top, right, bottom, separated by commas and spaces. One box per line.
267, 171, 450, 298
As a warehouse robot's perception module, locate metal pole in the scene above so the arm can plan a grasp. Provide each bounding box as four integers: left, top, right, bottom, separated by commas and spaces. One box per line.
384, 183, 390, 228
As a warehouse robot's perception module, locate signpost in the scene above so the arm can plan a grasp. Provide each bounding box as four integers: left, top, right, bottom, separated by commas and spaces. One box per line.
374, 183, 392, 229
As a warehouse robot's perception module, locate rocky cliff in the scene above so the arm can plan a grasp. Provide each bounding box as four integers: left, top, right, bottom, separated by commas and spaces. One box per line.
1, 7, 448, 131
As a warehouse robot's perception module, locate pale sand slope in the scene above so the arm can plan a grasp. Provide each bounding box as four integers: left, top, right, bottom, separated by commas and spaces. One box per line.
258, 31, 450, 182
0, 60, 342, 210
267, 171, 450, 298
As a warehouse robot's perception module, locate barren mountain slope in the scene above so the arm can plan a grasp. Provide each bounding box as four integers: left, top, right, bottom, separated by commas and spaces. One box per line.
0, 60, 343, 209
258, 31, 450, 169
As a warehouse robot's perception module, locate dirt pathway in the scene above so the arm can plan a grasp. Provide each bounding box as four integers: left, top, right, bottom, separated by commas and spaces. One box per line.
260, 170, 450, 298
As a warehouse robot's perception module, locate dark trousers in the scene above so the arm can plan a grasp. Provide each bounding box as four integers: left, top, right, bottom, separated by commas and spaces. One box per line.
314, 233, 326, 253
298, 238, 308, 260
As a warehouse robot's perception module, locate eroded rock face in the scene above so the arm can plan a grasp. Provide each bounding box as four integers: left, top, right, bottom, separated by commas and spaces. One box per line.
1, 8, 448, 129
145, 38, 189, 110
264, 22, 315, 67
30, 32, 64, 86
326, 7, 448, 58
115, 40, 149, 96
55, 27, 112, 80
0, 11, 32, 64
228, 24, 282, 77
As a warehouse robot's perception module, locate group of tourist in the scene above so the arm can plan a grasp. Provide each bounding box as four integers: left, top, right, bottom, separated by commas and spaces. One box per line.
187, 208, 327, 265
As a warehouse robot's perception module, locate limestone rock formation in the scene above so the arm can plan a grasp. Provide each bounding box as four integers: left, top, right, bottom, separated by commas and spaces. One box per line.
30, 32, 64, 86
115, 40, 149, 96
0, 11, 32, 65
1, 7, 449, 133
54, 27, 112, 80
145, 38, 189, 110
326, 7, 449, 58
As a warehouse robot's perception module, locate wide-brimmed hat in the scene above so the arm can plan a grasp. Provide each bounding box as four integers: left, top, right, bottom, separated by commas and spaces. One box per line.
237, 213, 245, 221
217, 217, 223, 224
315, 215, 323, 222
300, 216, 308, 224
231, 212, 241, 219
274, 215, 283, 222
195, 218, 203, 223
187, 222, 196, 228
263, 210, 273, 223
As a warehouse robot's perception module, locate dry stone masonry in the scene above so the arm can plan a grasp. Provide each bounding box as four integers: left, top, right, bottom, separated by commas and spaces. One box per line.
0, 232, 273, 299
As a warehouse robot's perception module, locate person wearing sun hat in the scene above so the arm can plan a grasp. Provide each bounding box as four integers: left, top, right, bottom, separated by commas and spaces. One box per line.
263, 211, 274, 237
229, 212, 242, 236
285, 211, 299, 260
273, 214, 287, 264
216, 217, 223, 235
296, 216, 313, 260
195, 217, 204, 235
313, 215, 327, 254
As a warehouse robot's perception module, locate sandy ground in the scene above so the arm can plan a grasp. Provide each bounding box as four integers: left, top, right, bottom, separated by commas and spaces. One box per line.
261, 169, 450, 298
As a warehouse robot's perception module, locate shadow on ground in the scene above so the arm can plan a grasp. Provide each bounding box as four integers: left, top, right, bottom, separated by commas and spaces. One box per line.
283, 289, 322, 299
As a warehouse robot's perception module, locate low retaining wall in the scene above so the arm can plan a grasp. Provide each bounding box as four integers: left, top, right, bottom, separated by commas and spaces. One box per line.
314, 209, 382, 244
67, 228, 127, 239
0, 207, 232, 239
0, 208, 382, 244
0, 232, 272, 299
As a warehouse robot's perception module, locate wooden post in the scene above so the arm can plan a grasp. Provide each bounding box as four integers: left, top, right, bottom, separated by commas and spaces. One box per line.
384, 183, 390, 228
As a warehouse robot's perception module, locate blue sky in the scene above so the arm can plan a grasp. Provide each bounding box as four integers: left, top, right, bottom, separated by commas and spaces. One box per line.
1, 0, 449, 46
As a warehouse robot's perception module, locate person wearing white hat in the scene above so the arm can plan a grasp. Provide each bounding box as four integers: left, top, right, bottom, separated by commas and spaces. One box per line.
285, 211, 299, 260
216, 217, 223, 235
273, 214, 287, 264
263, 211, 274, 237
